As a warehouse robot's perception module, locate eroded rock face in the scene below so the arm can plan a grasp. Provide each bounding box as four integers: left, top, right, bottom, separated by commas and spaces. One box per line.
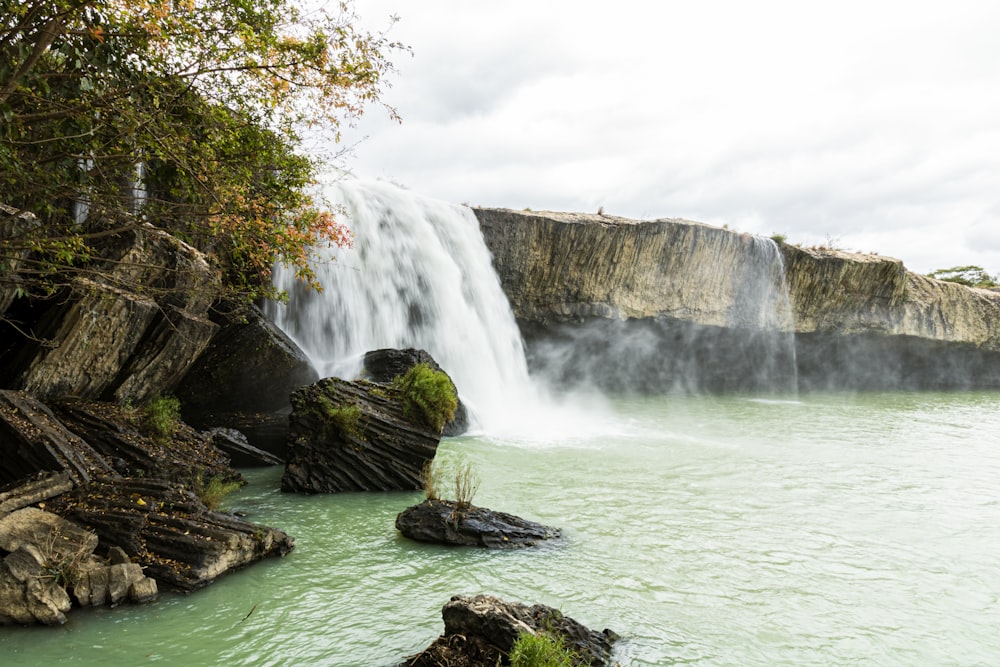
0, 224, 218, 404
476, 208, 1000, 391
282, 377, 441, 493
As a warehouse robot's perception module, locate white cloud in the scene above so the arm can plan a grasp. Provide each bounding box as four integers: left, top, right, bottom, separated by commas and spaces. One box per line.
337, 0, 1000, 275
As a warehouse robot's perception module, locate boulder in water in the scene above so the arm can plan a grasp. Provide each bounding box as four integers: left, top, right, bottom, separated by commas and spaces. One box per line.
362, 348, 469, 436
281, 377, 442, 493
401, 594, 619, 667
395, 499, 560, 549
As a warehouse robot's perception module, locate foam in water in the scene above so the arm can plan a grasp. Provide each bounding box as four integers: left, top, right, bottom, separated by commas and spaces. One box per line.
265, 178, 608, 440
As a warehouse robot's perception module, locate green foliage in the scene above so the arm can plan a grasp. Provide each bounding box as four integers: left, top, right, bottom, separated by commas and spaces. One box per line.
0, 0, 403, 311
194, 473, 243, 510
321, 400, 363, 439
509, 632, 577, 667
143, 394, 180, 440
392, 363, 458, 433
927, 265, 998, 288
770, 233, 787, 244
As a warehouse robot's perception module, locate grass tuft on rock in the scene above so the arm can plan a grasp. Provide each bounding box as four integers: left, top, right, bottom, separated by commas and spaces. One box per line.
392, 363, 458, 433
509, 631, 577, 667
143, 395, 181, 441
194, 473, 243, 510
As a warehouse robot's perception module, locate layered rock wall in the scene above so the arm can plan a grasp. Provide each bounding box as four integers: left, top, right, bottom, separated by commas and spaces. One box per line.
475, 207, 1000, 391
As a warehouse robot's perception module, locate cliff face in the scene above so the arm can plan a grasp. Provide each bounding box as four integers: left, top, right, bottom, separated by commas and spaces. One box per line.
475, 208, 790, 330
475, 207, 1000, 391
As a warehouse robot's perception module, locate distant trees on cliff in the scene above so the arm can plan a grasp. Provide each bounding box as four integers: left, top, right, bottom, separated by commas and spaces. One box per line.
0, 0, 403, 310
927, 265, 998, 289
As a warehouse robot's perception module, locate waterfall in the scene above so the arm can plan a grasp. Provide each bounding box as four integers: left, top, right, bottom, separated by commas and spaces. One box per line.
730, 235, 798, 393
265, 178, 546, 434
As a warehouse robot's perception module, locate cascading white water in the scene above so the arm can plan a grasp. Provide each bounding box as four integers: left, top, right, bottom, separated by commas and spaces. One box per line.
730, 235, 798, 393
265, 178, 565, 436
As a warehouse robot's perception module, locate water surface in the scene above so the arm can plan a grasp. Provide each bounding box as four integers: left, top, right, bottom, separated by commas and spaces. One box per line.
4, 391, 999, 666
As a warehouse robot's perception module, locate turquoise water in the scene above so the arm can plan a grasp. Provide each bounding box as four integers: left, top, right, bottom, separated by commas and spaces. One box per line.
4, 391, 1000, 666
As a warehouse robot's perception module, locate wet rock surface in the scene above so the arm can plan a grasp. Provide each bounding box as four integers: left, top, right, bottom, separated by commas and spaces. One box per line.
401, 594, 619, 667
396, 499, 561, 549
282, 377, 441, 493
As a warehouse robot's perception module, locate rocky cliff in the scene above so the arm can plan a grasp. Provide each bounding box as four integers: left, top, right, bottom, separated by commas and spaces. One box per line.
475, 207, 1000, 391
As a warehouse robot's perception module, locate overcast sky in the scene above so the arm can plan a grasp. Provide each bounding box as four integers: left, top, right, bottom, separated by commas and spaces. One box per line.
332, 1, 1000, 276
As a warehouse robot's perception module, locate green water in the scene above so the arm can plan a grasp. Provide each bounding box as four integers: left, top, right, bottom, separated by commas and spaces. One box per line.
4, 391, 1000, 666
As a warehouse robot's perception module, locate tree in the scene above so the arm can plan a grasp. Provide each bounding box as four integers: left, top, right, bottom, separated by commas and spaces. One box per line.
0, 0, 402, 312
927, 265, 999, 289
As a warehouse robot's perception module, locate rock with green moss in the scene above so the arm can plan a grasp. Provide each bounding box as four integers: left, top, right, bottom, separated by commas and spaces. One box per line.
400, 594, 619, 667
362, 348, 469, 436
282, 377, 442, 493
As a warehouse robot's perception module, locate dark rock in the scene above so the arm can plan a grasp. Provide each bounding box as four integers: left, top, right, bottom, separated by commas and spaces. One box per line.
362, 348, 469, 436
395, 499, 560, 549
50, 398, 237, 486
0, 390, 115, 486
402, 594, 619, 667
1, 224, 219, 404
187, 411, 290, 461
206, 427, 284, 467
49, 476, 294, 592
175, 303, 318, 416
281, 377, 440, 493
0, 472, 73, 517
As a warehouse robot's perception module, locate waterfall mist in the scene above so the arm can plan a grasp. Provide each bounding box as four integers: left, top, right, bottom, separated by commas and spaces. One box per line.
524, 236, 799, 395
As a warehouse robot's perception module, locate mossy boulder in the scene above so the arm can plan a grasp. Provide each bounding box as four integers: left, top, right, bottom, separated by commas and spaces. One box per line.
281, 377, 443, 493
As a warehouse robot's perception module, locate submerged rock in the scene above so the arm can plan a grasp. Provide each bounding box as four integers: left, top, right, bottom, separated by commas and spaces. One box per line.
282, 377, 441, 493
395, 499, 560, 549
401, 594, 619, 667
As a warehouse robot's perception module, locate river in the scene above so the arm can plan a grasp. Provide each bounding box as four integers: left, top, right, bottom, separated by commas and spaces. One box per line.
5, 390, 1000, 666
5, 180, 999, 664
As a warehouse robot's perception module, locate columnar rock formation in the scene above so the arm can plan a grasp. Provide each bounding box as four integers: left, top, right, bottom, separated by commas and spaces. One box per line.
0, 223, 219, 404
475, 207, 1000, 391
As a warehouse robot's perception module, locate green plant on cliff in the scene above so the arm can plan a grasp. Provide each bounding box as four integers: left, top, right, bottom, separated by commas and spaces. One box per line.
143, 394, 180, 441
0, 0, 404, 321
509, 631, 577, 667
927, 265, 998, 288
391, 363, 458, 433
